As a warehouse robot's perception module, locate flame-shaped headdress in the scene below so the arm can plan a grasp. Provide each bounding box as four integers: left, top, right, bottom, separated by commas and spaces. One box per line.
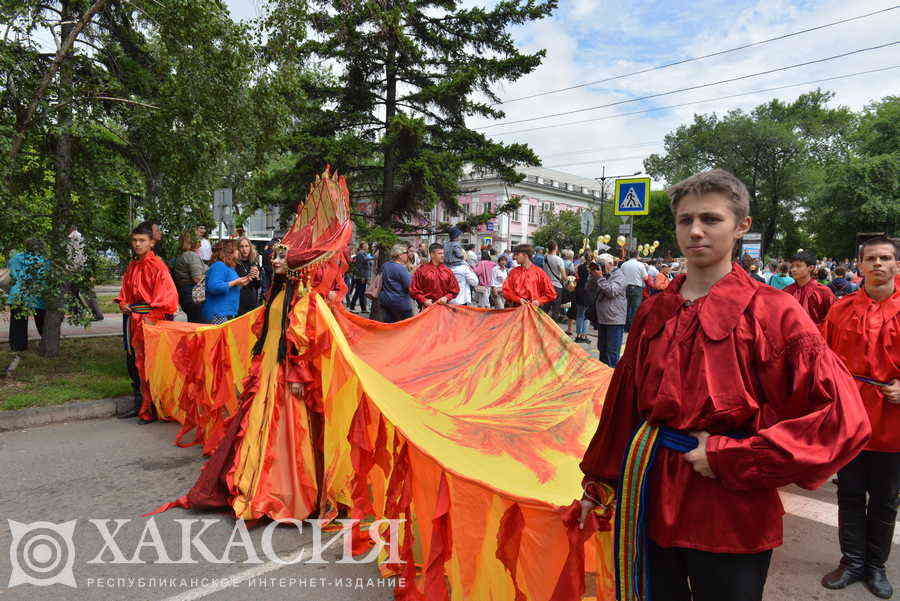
275, 167, 352, 280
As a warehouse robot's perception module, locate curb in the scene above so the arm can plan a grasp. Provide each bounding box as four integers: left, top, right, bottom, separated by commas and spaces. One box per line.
0, 396, 131, 432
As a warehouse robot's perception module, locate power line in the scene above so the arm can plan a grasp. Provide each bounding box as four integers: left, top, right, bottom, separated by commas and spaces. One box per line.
486, 64, 900, 137
479, 41, 898, 130
544, 154, 652, 169
497, 5, 900, 104
540, 140, 662, 159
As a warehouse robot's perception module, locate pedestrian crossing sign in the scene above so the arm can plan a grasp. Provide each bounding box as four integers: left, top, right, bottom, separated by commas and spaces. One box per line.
614, 177, 651, 216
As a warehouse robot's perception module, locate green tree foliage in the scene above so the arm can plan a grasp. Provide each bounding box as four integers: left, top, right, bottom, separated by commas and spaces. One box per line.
632, 190, 676, 258
247, 0, 554, 240
531, 209, 582, 251
644, 90, 855, 258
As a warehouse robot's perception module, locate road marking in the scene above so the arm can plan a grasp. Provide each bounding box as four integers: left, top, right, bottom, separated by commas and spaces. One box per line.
780, 491, 900, 545
159, 544, 312, 601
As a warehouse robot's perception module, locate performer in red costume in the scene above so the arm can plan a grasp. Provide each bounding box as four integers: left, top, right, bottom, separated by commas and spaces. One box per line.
502, 244, 557, 306
115, 221, 178, 423
821, 235, 900, 599
409, 242, 459, 308
578, 169, 870, 601
152, 169, 353, 521
784, 250, 836, 324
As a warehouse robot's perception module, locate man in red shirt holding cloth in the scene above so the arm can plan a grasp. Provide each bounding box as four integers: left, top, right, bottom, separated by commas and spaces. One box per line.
502, 244, 557, 306
115, 222, 178, 423
785, 250, 836, 324
578, 169, 869, 601
409, 243, 459, 309
821, 235, 900, 599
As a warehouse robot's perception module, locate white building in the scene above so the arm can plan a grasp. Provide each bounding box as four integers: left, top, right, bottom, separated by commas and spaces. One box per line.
430, 165, 605, 250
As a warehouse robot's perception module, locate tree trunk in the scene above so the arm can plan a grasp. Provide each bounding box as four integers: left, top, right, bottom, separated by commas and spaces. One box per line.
39, 0, 76, 358
378, 43, 397, 227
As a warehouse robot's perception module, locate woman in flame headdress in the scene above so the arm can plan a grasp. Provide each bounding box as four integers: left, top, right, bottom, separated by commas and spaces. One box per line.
153, 168, 352, 520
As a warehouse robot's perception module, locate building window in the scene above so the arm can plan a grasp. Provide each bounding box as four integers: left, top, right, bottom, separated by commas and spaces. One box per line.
528, 204, 537, 224
483, 201, 492, 214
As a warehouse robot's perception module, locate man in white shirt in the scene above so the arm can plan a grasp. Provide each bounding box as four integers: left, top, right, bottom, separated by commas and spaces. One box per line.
196, 225, 212, 263
542, 241, 567, 319
620, 249, 648, 331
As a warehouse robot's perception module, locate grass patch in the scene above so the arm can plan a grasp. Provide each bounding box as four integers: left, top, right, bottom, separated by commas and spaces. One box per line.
0, 336, 131, 410
97, 293, 121, 314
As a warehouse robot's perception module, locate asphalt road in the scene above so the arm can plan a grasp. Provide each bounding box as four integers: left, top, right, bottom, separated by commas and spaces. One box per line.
0, 417, 896, 601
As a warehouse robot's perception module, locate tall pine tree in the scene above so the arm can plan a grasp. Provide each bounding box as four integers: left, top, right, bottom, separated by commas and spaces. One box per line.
253, 0, 555, 237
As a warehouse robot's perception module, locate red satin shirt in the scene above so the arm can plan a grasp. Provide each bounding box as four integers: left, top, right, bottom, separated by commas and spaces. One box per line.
822, 285, 900, 452
783, 279, 836, 325
409, 263, 459, 307
115, 251, 178, 320
580, 265, 869, 553
502, 264, 557, 305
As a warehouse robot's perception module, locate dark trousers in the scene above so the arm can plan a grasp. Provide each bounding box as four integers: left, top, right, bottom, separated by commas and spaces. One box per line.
381, 302, 412, 324
625, 284, 643, 330
348, 278, 368, 312
836, 450, 900, 571
177, 284, 203, 323
8, 308, 46, 352
597, 324, 625, 368
122, 313, 173, 410
541, 287, 564, 320
649, 540, 772, 601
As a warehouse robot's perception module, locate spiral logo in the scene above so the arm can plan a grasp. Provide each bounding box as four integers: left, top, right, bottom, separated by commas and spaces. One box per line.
8, 520, 77, 588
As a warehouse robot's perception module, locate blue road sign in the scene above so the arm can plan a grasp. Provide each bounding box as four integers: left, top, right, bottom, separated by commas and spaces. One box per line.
614, 178, 651, 216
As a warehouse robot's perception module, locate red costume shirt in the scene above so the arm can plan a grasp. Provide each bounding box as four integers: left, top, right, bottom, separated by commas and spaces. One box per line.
115, 251, 178, 320
822, 285, 900, 452
502, 264, 557, 305
783, 278, 836, 324
409, 263, 459, 307
580, 265, 869, 553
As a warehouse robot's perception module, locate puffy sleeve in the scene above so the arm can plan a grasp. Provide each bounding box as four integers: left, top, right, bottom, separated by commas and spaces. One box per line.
534, 270, 557, 305
579, 305, 646, 498
285, 342, 315, 384
502, 269, 521, 304
115, 262, 134, 305
409, 269, 427, 305
150, 261, 179, 317
706, 306, 870, 491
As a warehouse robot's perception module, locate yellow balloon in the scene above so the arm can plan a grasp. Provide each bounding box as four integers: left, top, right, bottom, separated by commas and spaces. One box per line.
653, 240, 659, 246
617, 235, 626, 246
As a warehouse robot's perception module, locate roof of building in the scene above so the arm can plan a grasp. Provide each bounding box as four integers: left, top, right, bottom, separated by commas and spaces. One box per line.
516, 165, 602, 192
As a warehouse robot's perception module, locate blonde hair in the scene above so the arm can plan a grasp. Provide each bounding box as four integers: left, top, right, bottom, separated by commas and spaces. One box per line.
389, 243, 408, 259
237, 236, 258, 263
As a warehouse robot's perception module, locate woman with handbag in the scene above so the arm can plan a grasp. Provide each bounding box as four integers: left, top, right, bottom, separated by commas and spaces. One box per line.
472, 250, 497, 309
172, 232, 207, 323
235, 237, 262, 316
201, 239, 251, 324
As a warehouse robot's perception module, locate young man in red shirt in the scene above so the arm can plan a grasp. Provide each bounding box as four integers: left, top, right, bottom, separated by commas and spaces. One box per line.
578, 169, 869, 601
409, 243, 459, 309
502, 244, 556, 306
115, 222, 178, 423
821, 235, 900, 599
784, 250, 836, 324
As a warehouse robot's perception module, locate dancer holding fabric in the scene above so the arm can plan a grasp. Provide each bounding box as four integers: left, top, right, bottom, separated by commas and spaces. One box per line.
152, 169, 352, 521
409, 242, 459, 309
577, 169, 870, 601
502, 244, 557, 306
821, 235, 900, 599
115, 221, 178, 423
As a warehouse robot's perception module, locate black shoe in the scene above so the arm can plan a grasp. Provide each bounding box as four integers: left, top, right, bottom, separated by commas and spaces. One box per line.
575, 336, 590, 343
118, 408, 138, 419
865, 568, 893, 599
822, 565, 864, 590
137, 417, 157, 425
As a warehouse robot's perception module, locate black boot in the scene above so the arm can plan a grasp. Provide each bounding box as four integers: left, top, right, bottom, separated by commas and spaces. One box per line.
822, 492, 866, 589
864, 518, 895, 599
118, 387, 141, 420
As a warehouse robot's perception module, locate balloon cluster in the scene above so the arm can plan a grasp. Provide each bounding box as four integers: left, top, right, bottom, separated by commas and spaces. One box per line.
636, 240, 660, 256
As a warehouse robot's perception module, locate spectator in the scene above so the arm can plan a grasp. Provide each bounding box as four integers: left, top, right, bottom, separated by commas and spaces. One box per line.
172, 231, 207, 323
620, 248, 648, 330
542, 241, 567, 319
202, 239, 251, 324
196, 225, 212, 263
532, 246, 546, 269
378, 243, 413, 323
409, 242, 458, 309
491, 254, 510, 308
443, 226, 466, 268
587, 253, 626, 367
348, 242, 374, 313
767, 262, 794, 290
816, 266, 831, 285
7, 238, 49, 353
450, 258, 479, 306
235, 237, 262, 316
747, 262, 766, 283
571, 250, 594, 343
828, 266, 858, 298
472, 250, 497, 308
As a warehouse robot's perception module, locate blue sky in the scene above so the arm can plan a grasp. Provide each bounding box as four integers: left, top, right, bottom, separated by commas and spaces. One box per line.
222, 0, 900, 179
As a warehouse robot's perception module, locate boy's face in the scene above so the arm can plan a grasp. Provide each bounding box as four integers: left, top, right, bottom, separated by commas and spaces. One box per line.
131, 234, 153, 257
859, 244, 897, 286
675, 192, 750, 270
789, 261, 813, 282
